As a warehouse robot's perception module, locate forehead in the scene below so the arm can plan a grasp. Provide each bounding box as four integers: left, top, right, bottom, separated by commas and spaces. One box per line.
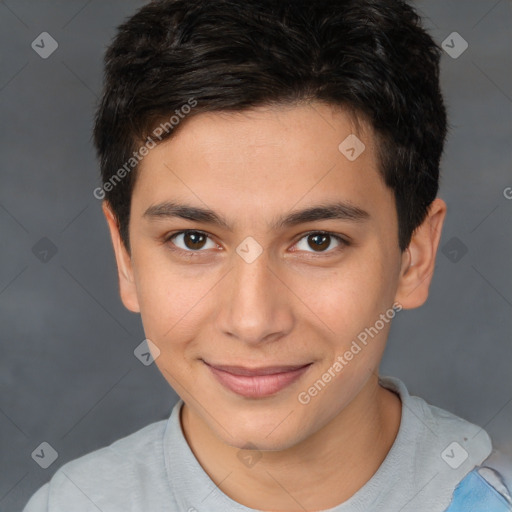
150, 103, 373, 167
131, 102, 393, 229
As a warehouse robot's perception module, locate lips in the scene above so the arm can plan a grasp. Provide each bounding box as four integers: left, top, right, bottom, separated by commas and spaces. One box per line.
205, 362, 311, 376
203, 360, 312, 398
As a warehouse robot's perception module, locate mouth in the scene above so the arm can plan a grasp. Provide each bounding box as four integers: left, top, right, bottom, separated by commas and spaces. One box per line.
203, 360, 313, 398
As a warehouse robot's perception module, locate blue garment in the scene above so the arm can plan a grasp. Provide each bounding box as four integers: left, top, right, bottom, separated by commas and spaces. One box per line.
445, 457, 512, 512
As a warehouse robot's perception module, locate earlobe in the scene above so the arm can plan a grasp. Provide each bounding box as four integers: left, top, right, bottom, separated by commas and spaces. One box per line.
395, 198, 447, 309
102, 202, 141, 313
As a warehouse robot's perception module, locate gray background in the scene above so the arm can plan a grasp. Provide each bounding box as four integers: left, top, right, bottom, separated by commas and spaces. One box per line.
1, 1, 511, 510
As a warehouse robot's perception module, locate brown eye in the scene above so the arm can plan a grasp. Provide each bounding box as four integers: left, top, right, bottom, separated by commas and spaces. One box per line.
183, 231, 207, 250
166, 231, 215, 252
294, 232, 348, 254
308, 233, 330, 251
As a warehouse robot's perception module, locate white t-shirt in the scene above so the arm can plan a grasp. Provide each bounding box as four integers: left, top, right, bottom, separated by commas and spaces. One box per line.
22, 376, 493, 511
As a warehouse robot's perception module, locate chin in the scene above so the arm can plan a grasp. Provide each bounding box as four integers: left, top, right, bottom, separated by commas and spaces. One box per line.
224, 431, 300, 452
213, 411, 310, 452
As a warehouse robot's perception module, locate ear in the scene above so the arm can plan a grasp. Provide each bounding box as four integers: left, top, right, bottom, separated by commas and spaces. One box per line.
102, 202, 140, 313
395, 198, 447, 309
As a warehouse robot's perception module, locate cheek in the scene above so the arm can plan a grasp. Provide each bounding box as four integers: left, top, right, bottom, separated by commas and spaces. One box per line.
134, 264, 207, 383
133, 253, 211, 342
292, 254, 392, 338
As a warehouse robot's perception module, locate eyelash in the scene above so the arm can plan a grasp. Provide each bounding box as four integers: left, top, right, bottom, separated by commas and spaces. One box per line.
163, 230, 350, 258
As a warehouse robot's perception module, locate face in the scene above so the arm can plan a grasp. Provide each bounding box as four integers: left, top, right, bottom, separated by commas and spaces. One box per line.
104, 102, 441, 451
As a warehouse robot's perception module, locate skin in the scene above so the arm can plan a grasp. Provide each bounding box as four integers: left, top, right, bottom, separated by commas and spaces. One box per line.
103, 102, 446, 511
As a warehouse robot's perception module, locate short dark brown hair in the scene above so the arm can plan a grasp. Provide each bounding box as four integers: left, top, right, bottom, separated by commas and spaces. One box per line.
93, 0, 448, 254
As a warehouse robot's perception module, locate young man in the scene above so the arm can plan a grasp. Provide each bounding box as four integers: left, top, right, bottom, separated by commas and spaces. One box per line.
23, 0, 512, 510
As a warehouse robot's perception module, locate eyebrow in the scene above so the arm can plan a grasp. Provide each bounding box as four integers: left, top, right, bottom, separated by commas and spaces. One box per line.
143, 200, 370, 231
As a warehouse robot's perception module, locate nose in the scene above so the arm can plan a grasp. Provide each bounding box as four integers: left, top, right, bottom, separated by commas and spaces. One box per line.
217, 248, 294, 346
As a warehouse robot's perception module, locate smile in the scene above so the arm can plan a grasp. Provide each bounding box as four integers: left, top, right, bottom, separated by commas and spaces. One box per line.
203, 360, 313, 398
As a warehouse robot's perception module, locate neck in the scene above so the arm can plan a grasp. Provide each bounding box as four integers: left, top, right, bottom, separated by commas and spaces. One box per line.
180, 374, 402, 511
